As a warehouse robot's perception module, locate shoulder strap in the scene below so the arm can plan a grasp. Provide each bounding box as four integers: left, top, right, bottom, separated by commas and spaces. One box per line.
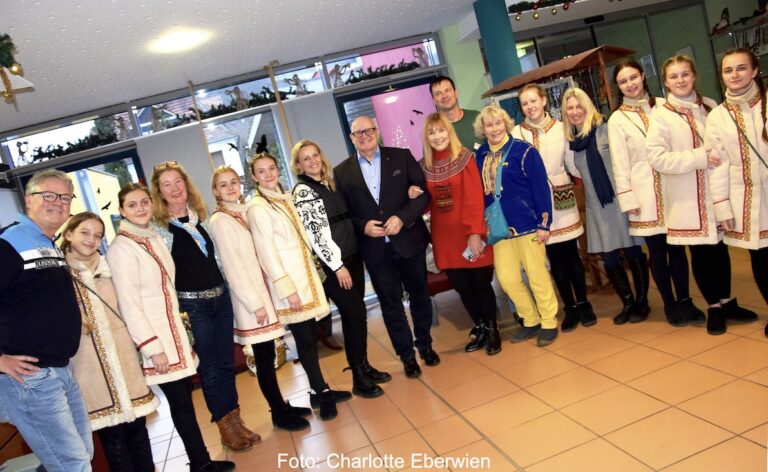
493, 141, 514, 198
724, 106, 768, 170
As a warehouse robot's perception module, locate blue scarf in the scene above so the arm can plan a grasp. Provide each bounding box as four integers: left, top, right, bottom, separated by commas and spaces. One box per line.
168, 208, 209, 257
570, 127, 615, 207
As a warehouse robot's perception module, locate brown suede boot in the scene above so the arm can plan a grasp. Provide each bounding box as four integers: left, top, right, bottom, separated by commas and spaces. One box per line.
232, 407, 261, 444
217, 410, 253, 451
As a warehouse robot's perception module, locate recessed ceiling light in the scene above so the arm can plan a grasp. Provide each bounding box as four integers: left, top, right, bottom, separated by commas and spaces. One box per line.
148, 27, 212, 54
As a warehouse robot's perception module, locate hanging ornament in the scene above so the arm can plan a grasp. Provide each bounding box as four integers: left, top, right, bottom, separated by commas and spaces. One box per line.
533, 11, 540, 19
552, 7, 558, 14
563, 2, 570, 10
533, 2, 540, 9
9, 63, 22, 75
515, 13, 522, 21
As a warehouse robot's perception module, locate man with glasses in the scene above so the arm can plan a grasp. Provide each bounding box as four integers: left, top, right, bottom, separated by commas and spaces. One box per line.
334, 116, 439, 379
0, 169, 93, 471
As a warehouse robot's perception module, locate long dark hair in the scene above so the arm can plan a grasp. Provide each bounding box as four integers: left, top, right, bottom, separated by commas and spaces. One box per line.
720, 47, 768, 144
612, 59, 656, 110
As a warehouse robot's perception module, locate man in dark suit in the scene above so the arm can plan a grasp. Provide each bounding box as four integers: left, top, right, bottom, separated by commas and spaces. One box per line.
334, 116, 439, 379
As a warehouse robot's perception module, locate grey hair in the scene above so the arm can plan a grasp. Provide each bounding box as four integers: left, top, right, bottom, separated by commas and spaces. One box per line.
25, 169, 74, 194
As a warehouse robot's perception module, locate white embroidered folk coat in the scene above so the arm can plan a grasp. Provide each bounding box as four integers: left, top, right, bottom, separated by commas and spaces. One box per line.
107, 219, 198, 385
512, 117, 584, 244
69, 255, 159, 431
247, 186, 330, 325
208, 201, 286, 344
646, 94, 721, 246
607, 96, 668, 236
292, 182, 344, 271
706, 84, 768, 250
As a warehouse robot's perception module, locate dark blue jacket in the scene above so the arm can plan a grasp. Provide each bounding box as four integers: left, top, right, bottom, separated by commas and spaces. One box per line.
475, 135, 552, 237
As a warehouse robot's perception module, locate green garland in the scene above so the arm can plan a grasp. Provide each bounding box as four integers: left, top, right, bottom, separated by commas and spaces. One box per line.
508, 0, 576, 14
0, 34, 16, 68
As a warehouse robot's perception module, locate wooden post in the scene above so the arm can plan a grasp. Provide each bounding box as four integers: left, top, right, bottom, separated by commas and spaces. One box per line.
598, 49, 615, 111
187, 80, 216, 172
265, 60, 294, 149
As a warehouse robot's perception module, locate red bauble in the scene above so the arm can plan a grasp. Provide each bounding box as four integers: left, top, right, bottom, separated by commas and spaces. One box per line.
533, 2, 540, 10
563, 2, 569, 10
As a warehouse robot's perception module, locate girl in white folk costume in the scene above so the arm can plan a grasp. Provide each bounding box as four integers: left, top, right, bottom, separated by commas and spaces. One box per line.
208, 166, 312, 431
107, 184, 234, 472
63, 212, 159, 472
646, 55, 757, 336
247, 153, 351, 421
561, 88, 648, 327
705, 48, 768, 337
512, 84, 595, 331
608, 59, 702, 327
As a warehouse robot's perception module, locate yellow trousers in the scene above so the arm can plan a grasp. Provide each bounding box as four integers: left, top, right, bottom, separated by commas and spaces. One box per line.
494, 235, 559, 329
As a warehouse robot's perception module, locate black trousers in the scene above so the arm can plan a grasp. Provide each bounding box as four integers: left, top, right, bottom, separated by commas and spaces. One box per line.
97, 417, 154, 472
365, 244, 433, 360
250, 340, 285, 412
288, 318, 328, 394
444, 265, 496, 324
688, 241, 731, 305
322, 253, 369, 368
546, 239, 588, 308
158, 378, 210, 468
749, 247, 768, 305
644, 234, 690, 306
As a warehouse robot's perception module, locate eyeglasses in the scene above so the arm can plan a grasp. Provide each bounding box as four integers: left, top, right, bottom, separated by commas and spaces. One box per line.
153, 160, 179, 171
351, 128, 377, 138
29, 191, 76, 204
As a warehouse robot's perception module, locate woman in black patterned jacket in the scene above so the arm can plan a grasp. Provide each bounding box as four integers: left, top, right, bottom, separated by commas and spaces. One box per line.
291, 139, 390, 399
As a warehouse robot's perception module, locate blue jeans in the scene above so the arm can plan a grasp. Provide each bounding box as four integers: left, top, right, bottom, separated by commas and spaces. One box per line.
0, 364, 93, 472
179, 289, 238, 422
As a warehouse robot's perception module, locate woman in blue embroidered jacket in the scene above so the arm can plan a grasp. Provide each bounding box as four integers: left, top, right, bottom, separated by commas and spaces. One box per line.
473, 105, 560, 347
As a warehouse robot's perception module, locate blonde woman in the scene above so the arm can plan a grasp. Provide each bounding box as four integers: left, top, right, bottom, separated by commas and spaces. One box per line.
647, 55, 756, 335
151, 161, 256, 450
608, 59, 698, 327
474, 105, 560, 347
512, 83, 593, 332
706, 47, 768, 336
291, 140, 390, 397
208, 166, 311, 431
248, 153, 351, 420
63, 211, 159, 472
562, 87, 647, 325
107, 183, 234, 472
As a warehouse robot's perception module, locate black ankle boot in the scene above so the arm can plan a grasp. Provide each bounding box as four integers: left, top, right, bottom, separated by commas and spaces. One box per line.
577, 301, 597, 327
707, 306, 726, 335
465, 323, 488, 352
627, 253, 651, 323
605, 265, 635, 325
271, 404, 310, 431
362, 358, 392, 384
721, 298, 758, 322
676, 298, 705, 324
194, 460, 236, 472
664, 303, 688, 327
316, 390, 338, 420
485, 320, 501, 356
351, 365, 384, 398
561, 305, 581, 332
309, 388, 351, 408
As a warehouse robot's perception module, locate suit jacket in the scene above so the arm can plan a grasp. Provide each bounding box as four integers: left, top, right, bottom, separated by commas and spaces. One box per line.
334, 146, 430, 264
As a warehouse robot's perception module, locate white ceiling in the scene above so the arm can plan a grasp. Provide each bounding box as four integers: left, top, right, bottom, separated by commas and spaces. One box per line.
0, 0, 478, 134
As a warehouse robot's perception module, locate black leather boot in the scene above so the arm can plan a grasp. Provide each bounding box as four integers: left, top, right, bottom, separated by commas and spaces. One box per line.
561, 305, 581, 332
351, 365, 384, 398
485, 320, 501, 355
707, 306, 726, 335
577, 301, 597, 327
465, 323, 488, 352
605, 265, 635, 325
627, 254, 651, 323
362, 359, 392, 384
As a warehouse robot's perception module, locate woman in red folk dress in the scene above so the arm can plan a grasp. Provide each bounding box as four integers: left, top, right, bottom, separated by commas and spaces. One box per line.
411, 113, 500, 355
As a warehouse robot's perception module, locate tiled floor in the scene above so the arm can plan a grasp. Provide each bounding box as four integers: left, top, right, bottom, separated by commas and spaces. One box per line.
148, 247, 768, 471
